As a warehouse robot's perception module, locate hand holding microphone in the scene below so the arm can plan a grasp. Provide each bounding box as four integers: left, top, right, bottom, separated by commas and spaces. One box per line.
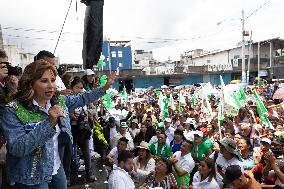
49, 96, 64, 128
48, 105, 64, 127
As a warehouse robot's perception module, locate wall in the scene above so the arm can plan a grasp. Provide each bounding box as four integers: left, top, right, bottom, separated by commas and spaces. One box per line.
209, 73, 232, 85
102, 41, 132, 71
179, 74, 203, 85
133, 77, 164, 88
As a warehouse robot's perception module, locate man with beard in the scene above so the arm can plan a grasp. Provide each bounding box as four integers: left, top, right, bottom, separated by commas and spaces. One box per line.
108, 150, 135, 189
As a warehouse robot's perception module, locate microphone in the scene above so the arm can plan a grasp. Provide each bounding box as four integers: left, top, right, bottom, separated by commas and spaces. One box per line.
50, 96, 64, 128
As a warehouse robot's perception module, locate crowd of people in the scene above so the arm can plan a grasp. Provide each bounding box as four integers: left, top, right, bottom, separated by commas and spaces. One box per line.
1, 48, 284, 189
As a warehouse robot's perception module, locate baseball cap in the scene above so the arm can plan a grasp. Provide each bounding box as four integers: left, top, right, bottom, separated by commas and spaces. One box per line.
164, 118, 172, 123
193, 130, 204, 137
261, 138, 271, 145
84, 69, 95, 76
223, 165, 243, 184
120, 122, 128, 128
108, 117, 115, 123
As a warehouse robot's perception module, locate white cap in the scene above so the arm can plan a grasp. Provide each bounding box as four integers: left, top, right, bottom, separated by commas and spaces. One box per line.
193, 130, 204, 137
164, 118, 172, 123
84, 69, 95, 76
261, 138, 271, 145
184, 118, 196, 125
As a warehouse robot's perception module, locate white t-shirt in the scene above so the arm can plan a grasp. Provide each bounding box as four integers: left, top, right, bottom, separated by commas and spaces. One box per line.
112, 132, 134, 151
192, 171, 220, 189
56, 75, 66, 91
108, 167, 135, 189
173, 151, 195, 174
165, 127, 175, 142
133, 156, 155, 184
32, 99, 61, 175
210, 152, 244, 188
110, 147, 119, 165
149, 136, 170, 145
128, 128, 140, 138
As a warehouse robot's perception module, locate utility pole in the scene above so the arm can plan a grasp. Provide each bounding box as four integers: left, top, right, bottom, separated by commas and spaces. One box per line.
108, 39, 112, 73
247, 31, 252, 84
241, 9, 246, 85
258, 42, 260, 85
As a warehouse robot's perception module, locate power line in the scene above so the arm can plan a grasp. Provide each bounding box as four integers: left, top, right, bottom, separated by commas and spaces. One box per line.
2, 26, 82, 36
54, 0, 73, 54
246, 0, 273, 19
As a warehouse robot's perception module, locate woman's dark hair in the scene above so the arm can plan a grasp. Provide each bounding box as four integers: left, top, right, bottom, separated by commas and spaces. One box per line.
200, 157, 216, 182
157, 157, 173, 175
238, 135, 253, 152
156, 127, 165, 134
137, 148, 152, 169
174, 128, 184, 136
70, 76, 83, 88
16, 60, 57, 108
62, 74, 72, 89
81, 74, 95, 88
224, 128, 235, 136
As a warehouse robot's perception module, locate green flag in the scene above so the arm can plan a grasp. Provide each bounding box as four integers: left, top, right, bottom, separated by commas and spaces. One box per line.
98, 59, 106, 70
102, 92, 113, 110
179, 92, 186, 107
231, 92, 242, 109
253, 90, 272, 127
190, 93, 197, 108
218, 100, 224, 126
121, 86, 128, 102
99, 75, 107, 87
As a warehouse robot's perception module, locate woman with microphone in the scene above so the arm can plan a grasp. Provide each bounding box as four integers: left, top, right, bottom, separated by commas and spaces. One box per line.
1, 60, 115, 189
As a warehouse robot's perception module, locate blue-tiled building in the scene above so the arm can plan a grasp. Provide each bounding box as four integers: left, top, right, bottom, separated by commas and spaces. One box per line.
101, 40, 132, 71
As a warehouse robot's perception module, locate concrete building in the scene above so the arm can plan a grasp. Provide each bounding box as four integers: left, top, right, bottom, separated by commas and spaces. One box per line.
180, 38, 284, 82
133, 49, 155, 69
4, 44, 35, 68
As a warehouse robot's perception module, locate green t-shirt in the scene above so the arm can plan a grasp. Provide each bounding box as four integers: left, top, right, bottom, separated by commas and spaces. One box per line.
191, 137, 213, 161
149, 142, 172, 159
173, 169, 190, 187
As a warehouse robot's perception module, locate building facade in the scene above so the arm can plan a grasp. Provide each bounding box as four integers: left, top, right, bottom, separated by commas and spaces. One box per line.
180, 38, 284, 81
101, 40, 132, 71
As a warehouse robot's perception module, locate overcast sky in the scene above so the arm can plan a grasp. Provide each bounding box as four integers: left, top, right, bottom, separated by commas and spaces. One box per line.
0, 0, 283, 64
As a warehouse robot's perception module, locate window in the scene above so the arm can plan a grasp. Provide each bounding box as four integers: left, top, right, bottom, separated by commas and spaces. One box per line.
134, 60, 139, 64
111, 51, 116, 58
119, 63, 123, 67
234, 55, 240, 59
207, 60, 211, 63
118, 51, 123, 57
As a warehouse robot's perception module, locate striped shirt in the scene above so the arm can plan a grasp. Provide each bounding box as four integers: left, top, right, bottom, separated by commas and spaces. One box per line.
148, 173, 177, 189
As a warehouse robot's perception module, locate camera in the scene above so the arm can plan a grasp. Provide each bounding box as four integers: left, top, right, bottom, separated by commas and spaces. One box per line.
2, 62, 22, 76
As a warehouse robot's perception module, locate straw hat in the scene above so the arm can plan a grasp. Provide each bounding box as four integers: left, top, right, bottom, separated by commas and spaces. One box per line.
136, 141, 150, 150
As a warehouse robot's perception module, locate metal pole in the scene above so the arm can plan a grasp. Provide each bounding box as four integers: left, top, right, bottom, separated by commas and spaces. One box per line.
241, 9, 246, 85
270, 41, 273, 79
108, 40, 112, 73
247, 31, 252, 84
258, 42, 260, 85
